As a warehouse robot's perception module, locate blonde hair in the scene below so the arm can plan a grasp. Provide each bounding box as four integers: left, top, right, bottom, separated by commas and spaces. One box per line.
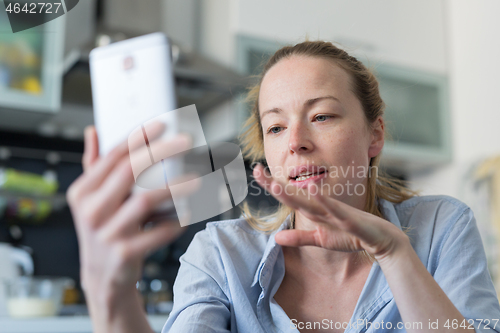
238, 41, 417, 261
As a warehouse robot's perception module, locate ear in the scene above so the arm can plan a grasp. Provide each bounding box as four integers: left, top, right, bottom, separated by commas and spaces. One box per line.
368, 117, 384, 158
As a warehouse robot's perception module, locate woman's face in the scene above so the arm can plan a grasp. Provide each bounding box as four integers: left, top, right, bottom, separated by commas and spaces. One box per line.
258, 56, 384, 206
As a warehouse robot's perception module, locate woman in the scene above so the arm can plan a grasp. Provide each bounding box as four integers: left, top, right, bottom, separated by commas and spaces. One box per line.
162, 41, 500, 332
68, 41, 500, 333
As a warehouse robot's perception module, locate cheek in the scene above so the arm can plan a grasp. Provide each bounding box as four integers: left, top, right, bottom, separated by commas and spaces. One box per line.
263, 139, 286, 177
323, 128, 369, 165
323, 127, 354, 151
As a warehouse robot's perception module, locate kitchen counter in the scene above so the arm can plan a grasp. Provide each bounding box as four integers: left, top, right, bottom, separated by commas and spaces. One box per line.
0, 315, 169, 333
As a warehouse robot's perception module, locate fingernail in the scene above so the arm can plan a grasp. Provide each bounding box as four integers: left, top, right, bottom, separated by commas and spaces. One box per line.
84, 127, 94, 144
84, 126, 92, 138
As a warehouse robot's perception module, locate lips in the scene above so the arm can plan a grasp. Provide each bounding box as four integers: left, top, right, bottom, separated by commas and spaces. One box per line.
288, 165, 328, 179
289, 169, 328, 188
293, 170, 326, 180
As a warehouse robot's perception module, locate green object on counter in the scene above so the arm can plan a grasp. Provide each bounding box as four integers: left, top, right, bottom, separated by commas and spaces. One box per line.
15, 197, 52, 221
0, 168, 58, 195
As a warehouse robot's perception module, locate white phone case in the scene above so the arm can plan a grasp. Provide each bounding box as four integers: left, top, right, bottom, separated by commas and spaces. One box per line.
89, 33, 181, 218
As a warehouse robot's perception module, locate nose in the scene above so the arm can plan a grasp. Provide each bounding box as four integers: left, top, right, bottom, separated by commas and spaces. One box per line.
288, 122, 313, 154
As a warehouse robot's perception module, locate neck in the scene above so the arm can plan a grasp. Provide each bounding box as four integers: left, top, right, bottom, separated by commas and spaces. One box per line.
284, 249, 371, 284
287, 187, 371, 282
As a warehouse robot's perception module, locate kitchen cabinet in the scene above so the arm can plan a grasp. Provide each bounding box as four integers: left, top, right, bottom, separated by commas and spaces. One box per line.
236, 0, 447, 74
0, 315, 168, 333
373, 63, 451, 172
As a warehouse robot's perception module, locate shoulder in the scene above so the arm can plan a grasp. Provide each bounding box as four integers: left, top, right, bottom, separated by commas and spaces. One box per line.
192, 216, 272, 253
380, 195, 475, 250
382, 195, 479, 270
393, 194, 469, 214
180, 216, 275, 279
177, 216, 281, 294
383, 194, 472, 230
205, 216, 267, 237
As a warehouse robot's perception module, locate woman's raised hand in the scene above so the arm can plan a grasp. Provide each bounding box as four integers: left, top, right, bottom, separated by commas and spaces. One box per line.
67, 124, 195, 312
253, 163, 409, 263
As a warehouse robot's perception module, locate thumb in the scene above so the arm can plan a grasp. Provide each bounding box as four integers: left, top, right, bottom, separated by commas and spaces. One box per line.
275, 229, 318, 247
83, 126, 99, 172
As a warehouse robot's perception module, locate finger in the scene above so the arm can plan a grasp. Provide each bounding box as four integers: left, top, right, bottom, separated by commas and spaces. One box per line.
309, 189, 371, 237
82, 120, 167, 193
125, 220, 186, 259
128, 120, 165, 153
129, 133, 191, 181
83, 126, 99, 172
310, 189, 351, 224
148, 133, 192, 162
253, 163, 325, 218
69, 129, 146, 209
312, 191, 385, 243
98, 188, 172, 239
83, 157, 136, 226
92, 134, 192, 219
78, 138, 130, 193
99, 174, 200, 238
254, 173, 326, 217
79, 126, 186, 197
275, 229, 319, 247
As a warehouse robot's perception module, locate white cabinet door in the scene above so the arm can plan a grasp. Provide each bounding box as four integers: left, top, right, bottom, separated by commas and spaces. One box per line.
236, 0, 447, 74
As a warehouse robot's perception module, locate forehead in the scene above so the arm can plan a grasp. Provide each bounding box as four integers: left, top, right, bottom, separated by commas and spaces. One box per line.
258, 56, 355, 113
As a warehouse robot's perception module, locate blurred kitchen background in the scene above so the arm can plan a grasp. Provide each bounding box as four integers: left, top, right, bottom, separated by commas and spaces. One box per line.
1, 0, 499, 331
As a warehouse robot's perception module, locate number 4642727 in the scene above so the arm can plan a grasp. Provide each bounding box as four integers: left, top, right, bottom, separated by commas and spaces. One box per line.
5, 2, 62, 14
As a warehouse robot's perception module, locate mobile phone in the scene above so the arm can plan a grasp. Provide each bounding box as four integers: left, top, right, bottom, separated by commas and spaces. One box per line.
90, 32, 177, 156
89, 32, 181, 218
89, 33, 247, 227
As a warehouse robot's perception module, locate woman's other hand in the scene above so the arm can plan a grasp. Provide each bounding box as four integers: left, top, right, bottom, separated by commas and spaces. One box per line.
253, 163, 410, 263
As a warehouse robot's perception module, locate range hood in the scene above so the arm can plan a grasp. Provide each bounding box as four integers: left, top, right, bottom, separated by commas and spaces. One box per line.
169, 41, 249, 113
65, 37, 249, 112
0, 37, 249, 138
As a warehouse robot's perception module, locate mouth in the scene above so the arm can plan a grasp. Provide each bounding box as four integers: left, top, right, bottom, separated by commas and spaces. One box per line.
290, 170, 326, 182
288, 168, 328, 188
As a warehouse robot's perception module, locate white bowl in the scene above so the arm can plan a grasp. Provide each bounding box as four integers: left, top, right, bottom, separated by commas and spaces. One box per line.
5, 276, 72, 318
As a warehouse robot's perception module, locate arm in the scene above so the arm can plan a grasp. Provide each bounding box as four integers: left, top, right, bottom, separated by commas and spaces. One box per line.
162, 229, 232, 333
87, 288, 153, 333
378, 208, 500, 333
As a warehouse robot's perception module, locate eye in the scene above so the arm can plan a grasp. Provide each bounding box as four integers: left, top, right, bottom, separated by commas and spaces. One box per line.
314, 115, 333, 122
267, 126, 283, 134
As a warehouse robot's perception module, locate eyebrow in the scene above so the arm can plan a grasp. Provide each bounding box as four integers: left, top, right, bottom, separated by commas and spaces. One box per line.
260, 95, 341, 120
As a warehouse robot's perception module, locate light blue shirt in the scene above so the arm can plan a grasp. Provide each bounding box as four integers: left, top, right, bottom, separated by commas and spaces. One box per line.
162, 195, 500, 333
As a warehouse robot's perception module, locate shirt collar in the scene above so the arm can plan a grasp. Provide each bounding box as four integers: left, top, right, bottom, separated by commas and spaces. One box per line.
251, 214, 292, 288
250, 199, 403, 289
378, 197, 403, 230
